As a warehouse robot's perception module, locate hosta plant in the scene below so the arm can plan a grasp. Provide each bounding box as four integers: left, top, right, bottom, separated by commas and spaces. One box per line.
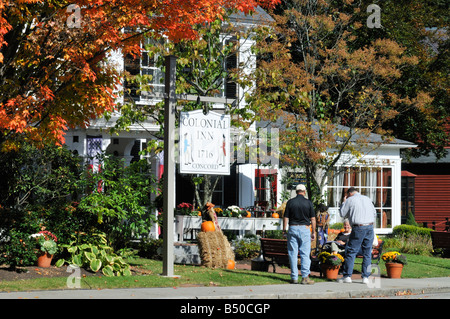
55, 232, 131, 277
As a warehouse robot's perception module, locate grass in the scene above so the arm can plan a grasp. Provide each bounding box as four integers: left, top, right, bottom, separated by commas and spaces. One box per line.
0, 255, 448, 292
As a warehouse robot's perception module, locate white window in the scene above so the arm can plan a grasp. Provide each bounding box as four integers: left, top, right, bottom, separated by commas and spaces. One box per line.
124, 37, 165, 102
140, 37, 165, 97
326, 166, 392, 228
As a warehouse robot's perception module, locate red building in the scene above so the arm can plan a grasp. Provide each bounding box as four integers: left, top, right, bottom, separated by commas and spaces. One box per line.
402, 122, 450, 231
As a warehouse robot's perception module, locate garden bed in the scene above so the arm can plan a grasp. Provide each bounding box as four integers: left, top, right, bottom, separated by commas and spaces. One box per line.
0, 264, 104, 282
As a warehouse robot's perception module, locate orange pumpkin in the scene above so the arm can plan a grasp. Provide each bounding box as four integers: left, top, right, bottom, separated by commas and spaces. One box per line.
272, 212, 280, 218
226, 259, 235, 270
201, 221, 215, 232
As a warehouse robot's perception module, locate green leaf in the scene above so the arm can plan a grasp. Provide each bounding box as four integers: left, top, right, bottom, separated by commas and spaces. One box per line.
113, 263, 121, 272
102, 265, 114, 277
84, 251, 96, 261
72, 255, 83, 267
55, 259, 65, 267
91, 246, 99, 255
90, 259, 102, 272
67, 246, 78, 254
104, 255, 114, 265
121, 268, 132, 276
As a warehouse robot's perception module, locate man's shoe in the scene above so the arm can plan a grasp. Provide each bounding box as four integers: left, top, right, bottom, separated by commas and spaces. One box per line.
362, 277, 369, 284
301, 277, 315, 285
337, 276, 352, 283
290, 279, 298, 284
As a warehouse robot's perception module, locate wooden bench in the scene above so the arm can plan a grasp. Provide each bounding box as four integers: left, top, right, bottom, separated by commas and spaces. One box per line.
431, 231, 450, 254
260, 238, 384, 275
260, 238, 292, 273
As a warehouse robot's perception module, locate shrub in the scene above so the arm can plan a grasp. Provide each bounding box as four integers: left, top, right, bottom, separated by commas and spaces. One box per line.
400, 234, 433, 256
393, 225, 433, 239
0, 143, 84, 248
77, 154, 157, 249
0, 230, 37, 268
137, 238, 163, 260
405, 212, 419, 227
232, 237, 261, 260
384, 228, 434, 256
264, 230, 284, 239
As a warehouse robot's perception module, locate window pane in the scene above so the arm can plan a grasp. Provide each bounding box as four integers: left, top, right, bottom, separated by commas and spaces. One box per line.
350, 167, 360, 187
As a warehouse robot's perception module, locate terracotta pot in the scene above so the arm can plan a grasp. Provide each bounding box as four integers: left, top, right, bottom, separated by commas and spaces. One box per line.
321, 264, 340, 280
385, 262, 403, 278
37, 252, 53, 268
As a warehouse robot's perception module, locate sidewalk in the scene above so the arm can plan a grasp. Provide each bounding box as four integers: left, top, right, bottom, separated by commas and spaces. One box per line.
1, 277, 449, 299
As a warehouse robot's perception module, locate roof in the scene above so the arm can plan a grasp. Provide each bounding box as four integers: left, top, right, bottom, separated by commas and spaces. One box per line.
229, 6, 274, 25
256, 118, 417, 149
405, 150, 450, 164
401, 170, 418, 177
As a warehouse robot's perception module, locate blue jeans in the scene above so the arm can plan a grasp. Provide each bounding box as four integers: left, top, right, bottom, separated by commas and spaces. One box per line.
342, 225, 374, 278
287, 225, 311, 280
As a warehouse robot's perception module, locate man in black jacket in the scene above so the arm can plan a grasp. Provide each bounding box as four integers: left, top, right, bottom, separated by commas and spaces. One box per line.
283, 184, 316, 284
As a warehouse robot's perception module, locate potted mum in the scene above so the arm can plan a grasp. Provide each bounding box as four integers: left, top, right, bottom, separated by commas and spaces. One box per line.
31, 230, 58, 267
224, 205, 246, 218
176, 202, 195, 215
382, 251, 407, 278
318, 251, 344, 280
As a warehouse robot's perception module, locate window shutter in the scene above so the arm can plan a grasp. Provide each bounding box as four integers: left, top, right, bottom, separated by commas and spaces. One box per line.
225, 40, 237, 99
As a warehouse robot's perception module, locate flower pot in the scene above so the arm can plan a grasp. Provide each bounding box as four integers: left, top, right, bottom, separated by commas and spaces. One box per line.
385, 262, 403, 278
321, 264, 341, 280
37, 252, 53, 268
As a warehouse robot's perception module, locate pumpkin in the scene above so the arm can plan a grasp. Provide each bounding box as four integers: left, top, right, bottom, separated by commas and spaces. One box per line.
272, 212, 280, 218
201, 221, 215, 232
226, 259, 235, 270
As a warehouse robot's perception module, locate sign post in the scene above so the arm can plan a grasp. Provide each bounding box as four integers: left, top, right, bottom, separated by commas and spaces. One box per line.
162, 55, 177, 277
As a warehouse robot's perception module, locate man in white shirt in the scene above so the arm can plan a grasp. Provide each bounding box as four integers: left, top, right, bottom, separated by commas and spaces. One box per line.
338, 187, 376, 284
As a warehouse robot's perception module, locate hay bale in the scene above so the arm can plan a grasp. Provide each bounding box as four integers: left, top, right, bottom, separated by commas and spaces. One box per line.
197, 231, 234, 268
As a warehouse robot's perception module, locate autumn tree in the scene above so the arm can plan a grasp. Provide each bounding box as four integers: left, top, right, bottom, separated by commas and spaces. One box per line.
0, 0, 279, 151
246, 0, 430, 205
351, 0, 449, 160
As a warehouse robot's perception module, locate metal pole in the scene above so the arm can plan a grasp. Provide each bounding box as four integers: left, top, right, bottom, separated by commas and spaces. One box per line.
162, 55, 177, 277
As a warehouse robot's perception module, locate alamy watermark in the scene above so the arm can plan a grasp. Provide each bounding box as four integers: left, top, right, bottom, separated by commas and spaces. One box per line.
66, 264, 81, 289
366, 264, 381, 288
367, 4, 382, 29
66, 4, 81, 28
168, 127, 280, 167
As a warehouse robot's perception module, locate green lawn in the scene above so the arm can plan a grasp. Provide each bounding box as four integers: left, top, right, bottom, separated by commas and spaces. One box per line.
0, 254, 448, 292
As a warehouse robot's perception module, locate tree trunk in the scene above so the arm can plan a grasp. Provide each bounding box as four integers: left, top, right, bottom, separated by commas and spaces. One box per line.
193, 175, 221, 209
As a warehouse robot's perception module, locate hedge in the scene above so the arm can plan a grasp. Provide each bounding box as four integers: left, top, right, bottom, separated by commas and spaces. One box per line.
392, 225, 433, 238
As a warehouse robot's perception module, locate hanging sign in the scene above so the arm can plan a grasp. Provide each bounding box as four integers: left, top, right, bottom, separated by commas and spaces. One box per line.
179, 110, 230, 175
